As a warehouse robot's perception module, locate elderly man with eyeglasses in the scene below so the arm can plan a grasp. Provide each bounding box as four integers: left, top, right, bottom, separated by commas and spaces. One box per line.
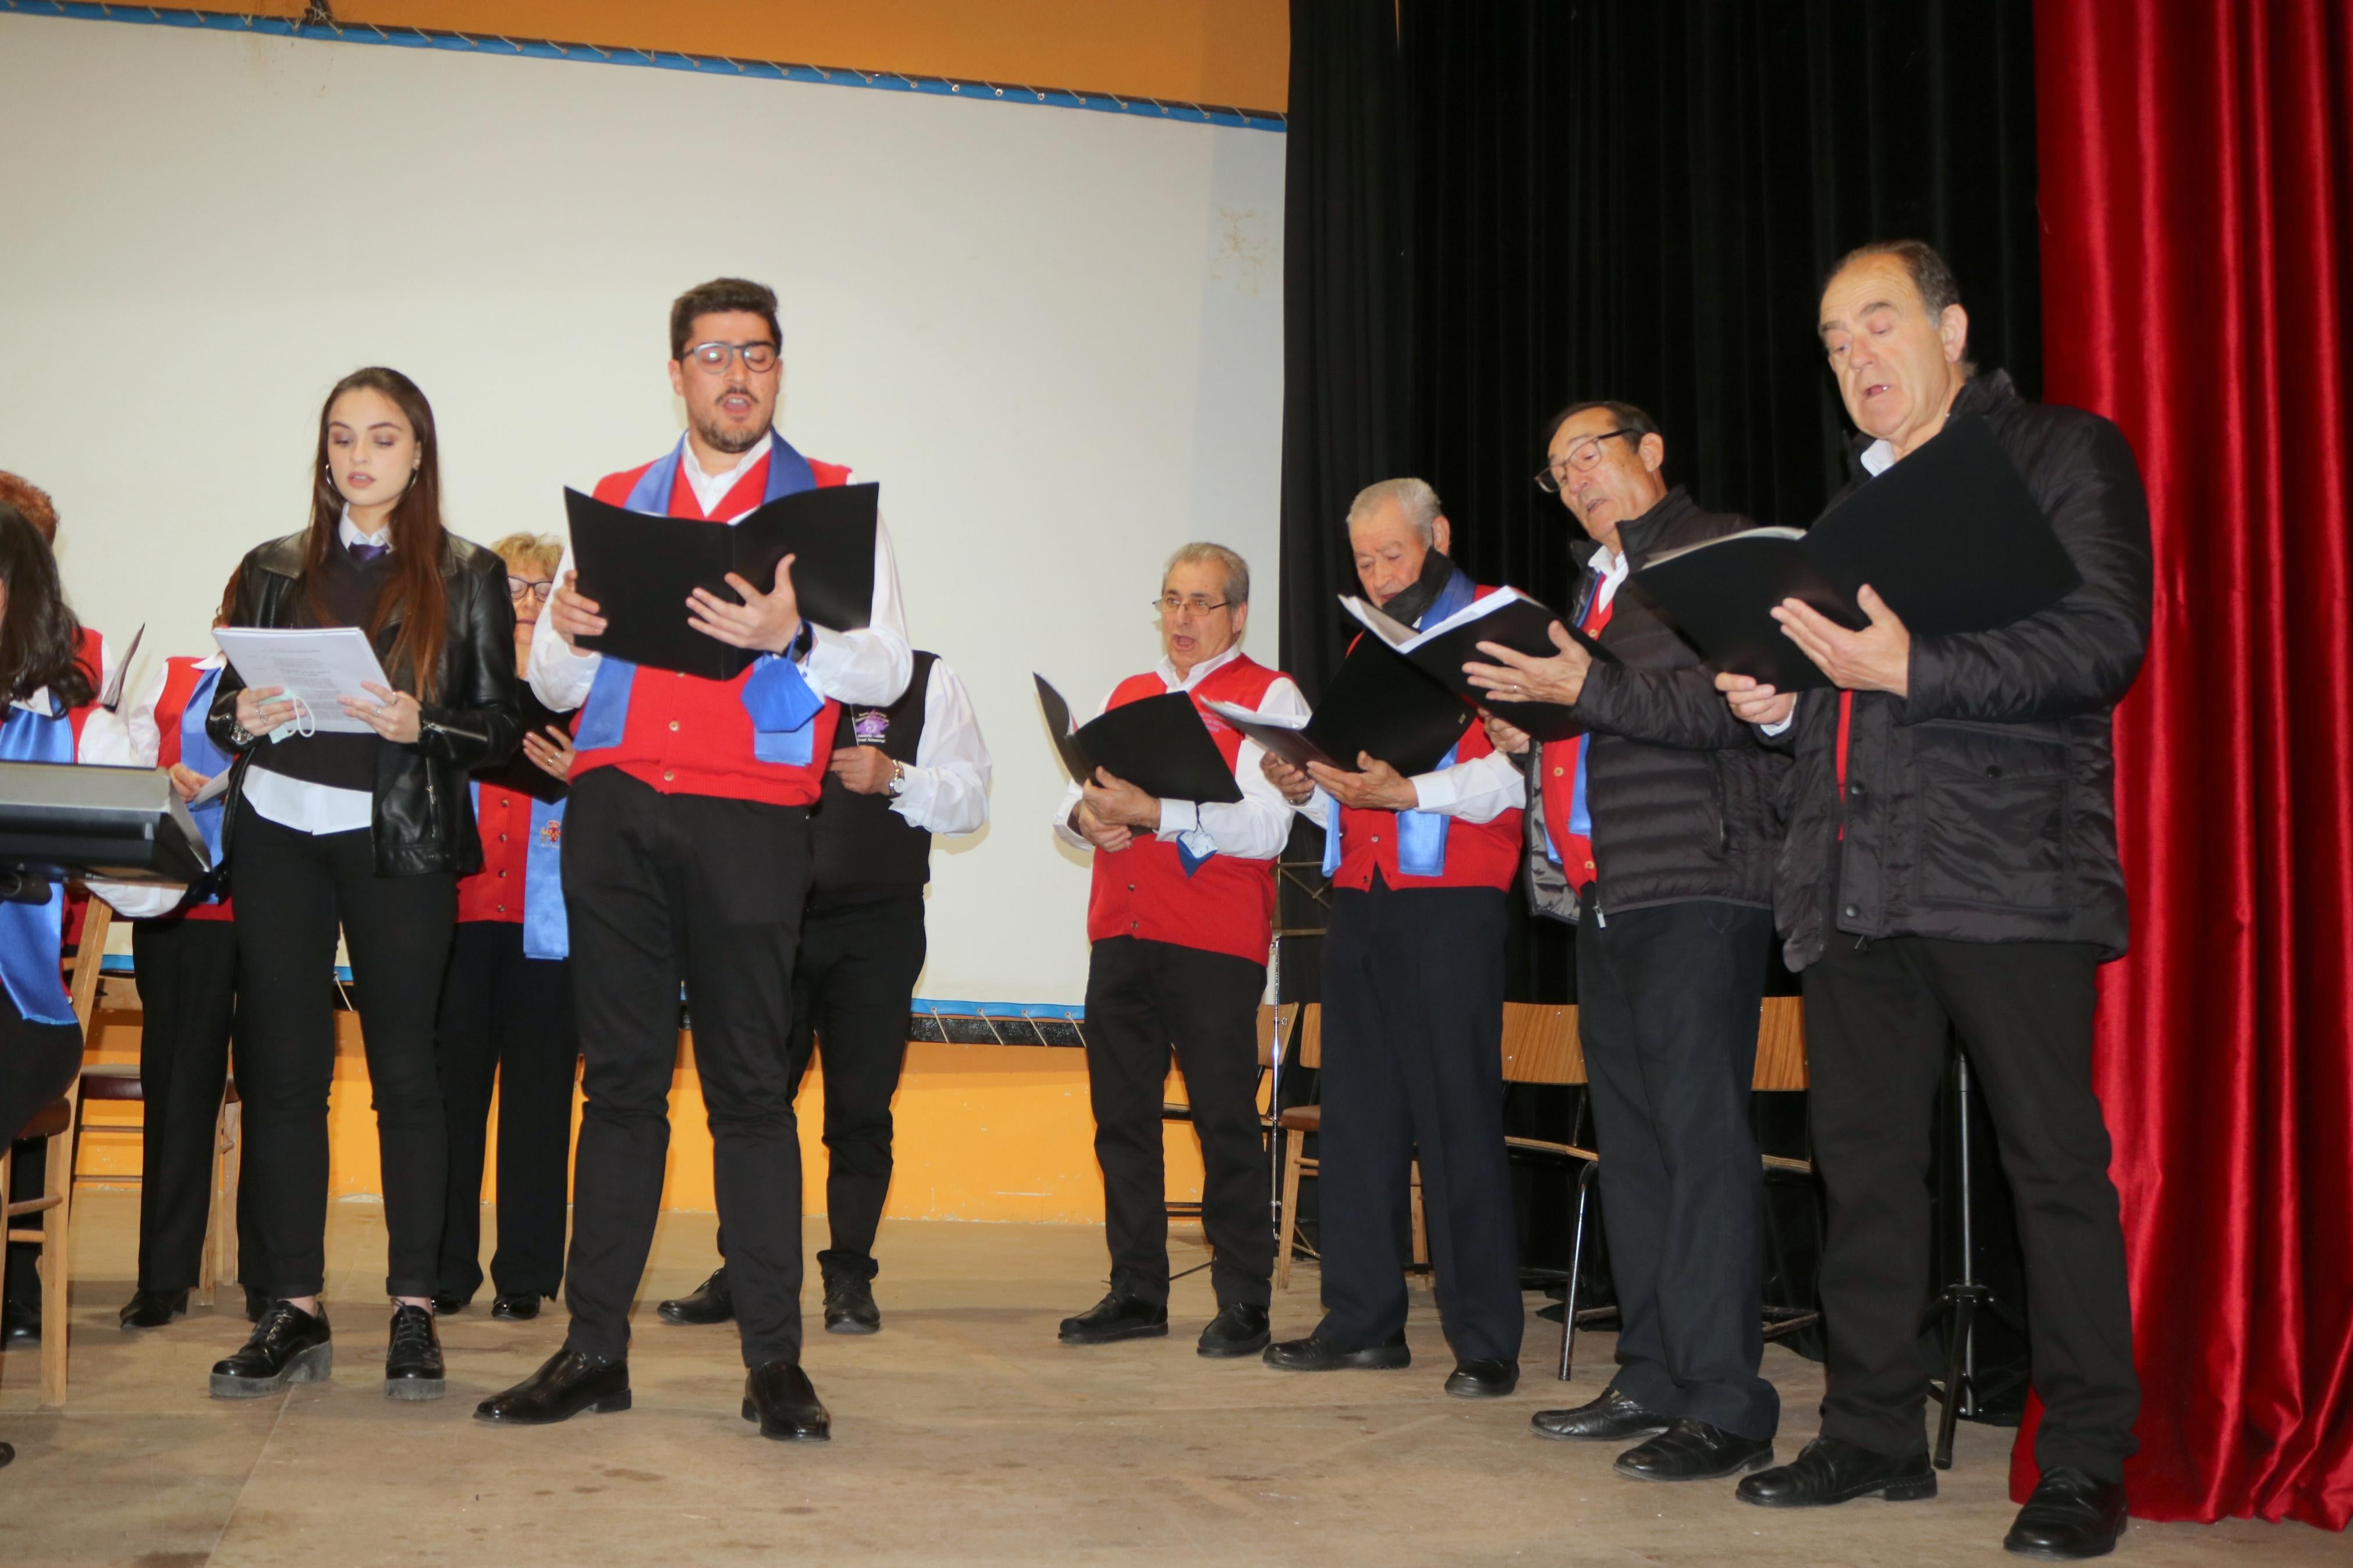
1051, 543, 1302, 1356
1465, 401, 1791, 1481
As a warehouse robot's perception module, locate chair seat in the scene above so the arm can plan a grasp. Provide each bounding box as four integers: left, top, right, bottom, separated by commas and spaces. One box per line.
1504, 1133, 1597, 1162
1277, 1104, 1320, 1133
77, 1064, 240, 1105
12, 1097, 70, 1142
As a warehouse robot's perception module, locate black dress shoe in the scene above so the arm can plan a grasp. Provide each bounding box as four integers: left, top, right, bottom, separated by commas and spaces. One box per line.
822, 1275, 880, 1336
742, 1360, 831, 1442
1532, 1385, 1670, 1441
1262, 1330, 1410, 1371
1445, 1358, 1519, 1398
657, 1266, 734, 1326
1197, 1303, 1270, 1359
118, 1288, 190, 1329
2, 1300, 38, 1345
1615, 1418, 1774, 1481
475, 1347, 631, 1425
0, 1440, 12, 1470
243, 1286, 267, 1324
210, 1301, 333, 1399
490, 1293, 544, 1321
384, 1304, 445, 1400
430, 1290, 470, 1316
2004, 1467, 2128, 1560
1737, 1435, 1938, 1507
1057, 1290, 1168, 1344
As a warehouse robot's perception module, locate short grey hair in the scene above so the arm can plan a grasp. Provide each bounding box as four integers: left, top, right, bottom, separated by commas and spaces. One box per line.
1347, 477, 1441, 543
1163, 541, 1250, 606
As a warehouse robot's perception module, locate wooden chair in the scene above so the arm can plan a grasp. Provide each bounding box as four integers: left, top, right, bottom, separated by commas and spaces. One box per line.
72, 1057, 243, 1307
1269, 1005, 1430, 1290
0, 898, 113, 1406
1159, 1002, 1291, 1231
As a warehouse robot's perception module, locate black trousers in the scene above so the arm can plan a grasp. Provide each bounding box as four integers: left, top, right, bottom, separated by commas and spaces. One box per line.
231, 801, 455, 1300
561, 769, 811, 1368
1805, 934, 2139, 1481
1314, 882, 1522, 1362
1577, 898, 1778, 1440
435, 922, 578, 1300
1081, 935, 1273, 1310
783, 891, 926, 1284
130, 916, 261, 1294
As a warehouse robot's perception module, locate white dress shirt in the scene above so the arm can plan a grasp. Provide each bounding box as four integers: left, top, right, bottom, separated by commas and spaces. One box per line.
1053, 642, 1306, 863
529, 432, 914, 713
15, 690, 179, 918
240, 512, 385, 835
883, 656, 992, 837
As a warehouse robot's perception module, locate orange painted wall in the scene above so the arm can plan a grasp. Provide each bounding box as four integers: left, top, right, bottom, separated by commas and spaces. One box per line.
172, 1, 1290, 112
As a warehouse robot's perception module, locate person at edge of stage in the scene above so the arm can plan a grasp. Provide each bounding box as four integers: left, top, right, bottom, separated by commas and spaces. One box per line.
0, 502, 188, 1470
430, 533, 583, 1322
1465, 402, 1790, 1481
656, 643, 990, 1335
1713, 240, 2148, 1562
206, 366, 522, 1403
1045, 543, 1296, 1357
1259, 478, 1528, 1400
481, 275, 913, 1444
118, 566, 270, 1331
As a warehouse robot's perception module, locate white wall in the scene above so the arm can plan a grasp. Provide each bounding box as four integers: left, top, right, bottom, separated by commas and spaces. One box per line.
0, 14, 1286, 1004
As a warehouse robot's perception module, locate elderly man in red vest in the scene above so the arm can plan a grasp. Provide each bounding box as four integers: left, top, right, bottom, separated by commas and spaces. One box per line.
1053, 543, 1301, 1357
479, 277, 911, 1444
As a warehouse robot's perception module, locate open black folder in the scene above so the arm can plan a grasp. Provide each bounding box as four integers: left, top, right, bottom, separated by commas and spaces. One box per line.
565, 483, 878, 681
1034, 675, 1244, 805
1205, 637, 1472, 777
1342, 588, 1614, 744
1627, 414, 2081, 692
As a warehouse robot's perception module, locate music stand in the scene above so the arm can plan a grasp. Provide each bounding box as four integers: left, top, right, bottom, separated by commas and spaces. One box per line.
0, 762, 211, 894
1922, 1048, 2028, 1470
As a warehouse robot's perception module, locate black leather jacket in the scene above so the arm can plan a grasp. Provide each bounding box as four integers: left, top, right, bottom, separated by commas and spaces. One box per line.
208, 531, 521, 878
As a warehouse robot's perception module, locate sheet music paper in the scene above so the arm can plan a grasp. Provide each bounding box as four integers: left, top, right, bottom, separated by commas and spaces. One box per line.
212, 627, 395, 737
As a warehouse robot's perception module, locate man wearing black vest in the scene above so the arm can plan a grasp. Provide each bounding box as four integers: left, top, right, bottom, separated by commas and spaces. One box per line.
656, 650, 991, 1334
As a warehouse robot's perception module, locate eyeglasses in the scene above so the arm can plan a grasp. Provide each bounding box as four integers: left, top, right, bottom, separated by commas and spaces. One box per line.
682, 340, 780, 375
1534, 429, 1639, 492
1153, 595, 1232, 617
507, 575, 555, 603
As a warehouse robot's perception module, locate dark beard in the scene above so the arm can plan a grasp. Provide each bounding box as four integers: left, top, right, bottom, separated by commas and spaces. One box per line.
1376, 548, 1459, 628
691, 410, 768, 456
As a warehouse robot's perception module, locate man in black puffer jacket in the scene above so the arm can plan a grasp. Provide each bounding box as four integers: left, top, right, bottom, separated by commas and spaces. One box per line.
1467, 400, 1788, 1484
1718, 241, 2149, 1562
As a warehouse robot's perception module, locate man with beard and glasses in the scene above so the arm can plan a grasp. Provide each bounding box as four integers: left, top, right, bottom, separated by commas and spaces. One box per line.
1258, 478, 1528, 1400
478, 276, 912, 1445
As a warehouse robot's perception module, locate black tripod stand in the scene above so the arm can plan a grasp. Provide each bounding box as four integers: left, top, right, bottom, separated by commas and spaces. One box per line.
1922, 1048, 2027, 1469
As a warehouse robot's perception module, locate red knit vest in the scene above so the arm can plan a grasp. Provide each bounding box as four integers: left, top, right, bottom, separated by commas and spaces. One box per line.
456, 784, 531, 925
1085, 655, 1285, 964
1536, 588, 1618, 886
154, 655, 233, 922
573, 450, 853, 807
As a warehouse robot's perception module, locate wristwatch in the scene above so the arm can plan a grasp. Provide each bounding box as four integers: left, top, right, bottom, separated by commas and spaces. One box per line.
887, 759, 907, 797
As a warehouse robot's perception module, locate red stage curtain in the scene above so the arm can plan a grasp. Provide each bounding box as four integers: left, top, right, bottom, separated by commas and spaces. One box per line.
2025, 0, 2353, 1529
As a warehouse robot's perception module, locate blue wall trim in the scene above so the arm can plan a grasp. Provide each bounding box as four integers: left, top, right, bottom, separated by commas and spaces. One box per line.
1, 2, 1286, 132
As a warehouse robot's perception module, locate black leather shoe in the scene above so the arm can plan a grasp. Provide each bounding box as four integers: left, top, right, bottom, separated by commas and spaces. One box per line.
490, 1293, 544, 1321
1615, 1418, 1774, 1481
822, 1275, 881, 1336
430, 1290, 469, 1316
384, 1304, 445, 1400
1445, 1358, 1519, 1398
1737, 1436, 1938, 1507
118, 1288, 190, 1329
1198, 1303, 1270, 1359
657, 1266, 734, 1326
1262, 1331, 1410, 1371
244, 1285, 267, 1324
742, 1361, 831, 1442
1532, 1385, 1670, 1441
1057, 1290, 1168, 1344
2004, 1467, 2128, 1560
475, 1348, 631, 1425
2, 1300, 38, 1345
0, 1440, 12, 1470
210, 1301, 333, 1398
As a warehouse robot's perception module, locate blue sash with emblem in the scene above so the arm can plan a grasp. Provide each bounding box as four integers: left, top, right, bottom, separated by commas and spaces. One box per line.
179, 665, 233, 902
1321, 568, 1477, 881
468, 780, 570, 961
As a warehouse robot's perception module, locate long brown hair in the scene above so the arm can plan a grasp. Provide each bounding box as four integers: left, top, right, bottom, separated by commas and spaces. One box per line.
0, 503, 93, 709
302, 367, 449, 701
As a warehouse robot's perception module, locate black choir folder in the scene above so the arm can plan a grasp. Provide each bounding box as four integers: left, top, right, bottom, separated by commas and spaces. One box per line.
1343, 588, 1615, 744
1206, 638, 1472, 777
1034, 675, 1244, 805
563, 483, 878, 681
1627, 414, 2082, 692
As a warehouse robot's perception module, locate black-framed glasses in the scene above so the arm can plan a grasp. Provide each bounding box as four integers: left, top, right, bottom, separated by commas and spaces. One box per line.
683, 340, 780, 375
1534, 429, 1639, 492
507, 575, 555, 604
1153, 594, 1232, 617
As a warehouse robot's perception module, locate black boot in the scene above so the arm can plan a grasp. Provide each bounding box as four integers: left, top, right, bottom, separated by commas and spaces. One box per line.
743, 1361, 831, 1442
1737, 1435, 1938, 1507
118, 1289, 190, 1329
822, 1273, 881, 1336
657, 1266, 734, 1326
475, 1348, 631, 1425
2003, 1467, 2128, 1560
1057, 1290, 1168, 1345
384, 1304, 445, 1400
210, 1301, 333, 1398
1197, 1303, 1270, 1359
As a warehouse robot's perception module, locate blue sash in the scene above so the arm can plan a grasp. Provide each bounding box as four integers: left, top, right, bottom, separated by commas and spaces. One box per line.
180, 666, 232, 898
1322, 568, 1478, 880
0, 702, 79, 1025
469, 780, 570, 960
576, 431, 826, 766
